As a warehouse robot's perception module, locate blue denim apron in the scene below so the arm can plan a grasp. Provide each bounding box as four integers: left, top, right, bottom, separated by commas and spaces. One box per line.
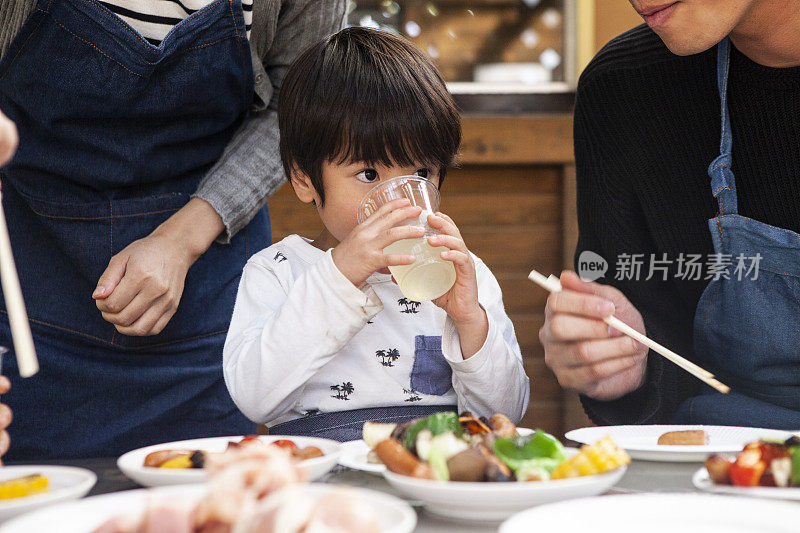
0, 0, 270, 458
672, 38, 800, 429
270, 405, 459, 442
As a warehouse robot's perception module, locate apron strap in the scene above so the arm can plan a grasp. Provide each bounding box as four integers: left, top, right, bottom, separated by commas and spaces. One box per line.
707, 37, 739, 216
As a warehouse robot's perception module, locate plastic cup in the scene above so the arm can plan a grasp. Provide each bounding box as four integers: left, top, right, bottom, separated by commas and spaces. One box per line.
357, 176, 456, 302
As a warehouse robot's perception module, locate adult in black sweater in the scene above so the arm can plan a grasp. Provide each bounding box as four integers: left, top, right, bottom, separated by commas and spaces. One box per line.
541, 0, 800, 425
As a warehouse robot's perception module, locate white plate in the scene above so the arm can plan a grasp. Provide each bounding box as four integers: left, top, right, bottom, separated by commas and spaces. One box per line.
565, 425, 793, 462
118, 435, 340, 487
0, 483, 416, 533
341, 427, 535, 474
693, 467, 800, 500
500, 493, 800, 533
339, 440, 385, 474
382, 448, 626, 522
0, 466, 96, 522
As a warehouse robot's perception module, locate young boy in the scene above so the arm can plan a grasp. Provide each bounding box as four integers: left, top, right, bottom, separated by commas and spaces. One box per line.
223, 27, 529, 441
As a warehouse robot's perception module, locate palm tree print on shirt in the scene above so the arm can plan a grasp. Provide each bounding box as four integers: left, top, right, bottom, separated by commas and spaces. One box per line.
376, 348, 401, 367
398, 298, 421, 313
330, 382, 354, 400
403, 388, 422, 402
274, 252, 288, 263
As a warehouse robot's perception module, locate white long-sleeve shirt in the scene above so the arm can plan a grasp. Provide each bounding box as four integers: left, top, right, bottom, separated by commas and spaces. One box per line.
223, 235, 530, 428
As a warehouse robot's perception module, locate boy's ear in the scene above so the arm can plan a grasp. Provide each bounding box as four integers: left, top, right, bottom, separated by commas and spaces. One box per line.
289, 168, 318, 205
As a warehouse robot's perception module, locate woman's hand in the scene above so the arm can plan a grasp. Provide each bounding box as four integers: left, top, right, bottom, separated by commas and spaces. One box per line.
0, 110, 18, 167
0, 377, 12, 464
540, 271, 648, 401
94, 198, 224, 336
428, 212, 488, 359
331, 199, 425, 287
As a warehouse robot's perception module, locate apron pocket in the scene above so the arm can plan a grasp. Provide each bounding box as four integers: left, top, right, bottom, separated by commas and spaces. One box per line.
410, 335, 453, 396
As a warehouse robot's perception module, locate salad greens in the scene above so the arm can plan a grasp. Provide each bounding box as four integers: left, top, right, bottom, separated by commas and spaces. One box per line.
404, 412, 462, 450
493, 430, 566, 475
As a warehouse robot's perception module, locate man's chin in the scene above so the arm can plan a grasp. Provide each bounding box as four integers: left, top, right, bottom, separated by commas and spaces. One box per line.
656, 31, 724, 56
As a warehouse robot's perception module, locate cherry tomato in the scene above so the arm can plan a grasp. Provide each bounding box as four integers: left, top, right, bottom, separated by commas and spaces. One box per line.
239, 435, 260, 444
271, 439, 297, 450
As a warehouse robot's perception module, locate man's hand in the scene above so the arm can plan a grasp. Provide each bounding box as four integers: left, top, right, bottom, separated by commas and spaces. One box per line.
0, 110, 18, 167
0, 376, 12, 464
540, 271, 648, 401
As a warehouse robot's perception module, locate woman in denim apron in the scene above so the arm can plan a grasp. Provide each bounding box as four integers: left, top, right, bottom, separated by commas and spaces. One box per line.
0, 0, 270, 458
672, 37, 800, 428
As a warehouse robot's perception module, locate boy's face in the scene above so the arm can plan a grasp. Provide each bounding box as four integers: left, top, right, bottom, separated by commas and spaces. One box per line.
292, 160, 439, 245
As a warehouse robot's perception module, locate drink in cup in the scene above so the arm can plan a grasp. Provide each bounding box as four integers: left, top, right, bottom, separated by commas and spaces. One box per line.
357, 176, 456, 302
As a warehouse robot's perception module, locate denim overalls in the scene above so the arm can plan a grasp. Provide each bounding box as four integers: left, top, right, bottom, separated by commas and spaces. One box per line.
673, 38, 800, 428
0, 0, 270, 458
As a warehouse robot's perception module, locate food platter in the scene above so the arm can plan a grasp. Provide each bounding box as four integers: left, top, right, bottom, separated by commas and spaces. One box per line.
383, 448, 626, 521
0, 466, 96, 522
566, 425, 794, 462
0, 483, 417, 533
692, 467, 800, 501
340, 427, 536, 474
117, 435, 340, 486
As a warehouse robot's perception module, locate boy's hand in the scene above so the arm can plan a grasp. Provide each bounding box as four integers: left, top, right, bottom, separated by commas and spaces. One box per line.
332, 199, 425, 288
428, 212, 488, 358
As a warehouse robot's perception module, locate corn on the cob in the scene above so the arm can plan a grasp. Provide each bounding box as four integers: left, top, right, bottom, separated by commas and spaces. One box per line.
0, 474, 49, 499
551, 436, 630, 479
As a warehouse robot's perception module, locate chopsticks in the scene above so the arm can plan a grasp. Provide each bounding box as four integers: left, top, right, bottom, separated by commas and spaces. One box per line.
528, 269, 729, 394
0, 192, 38, 377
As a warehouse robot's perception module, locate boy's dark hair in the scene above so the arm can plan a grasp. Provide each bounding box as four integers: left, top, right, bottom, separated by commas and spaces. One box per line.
278, 26, 461, 205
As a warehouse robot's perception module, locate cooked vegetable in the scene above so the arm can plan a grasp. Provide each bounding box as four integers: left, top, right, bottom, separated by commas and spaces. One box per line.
144, 450, 193, 468
271, 440, 297, 450
729, 447, 766, 487
428, 447, 450, 481
447, 448, 488, 482
479, 445, 514, 482
363, 422, 397, 449
550, 436, 630, 479
459, 413, 491, 435
160, 455, 194, 469
0, 474, 49, 499
705, 455, 732, 485
772, 457, 792, 488
494, 430, 566, 476
404, 412, 462, 451
791, 444, 800, 487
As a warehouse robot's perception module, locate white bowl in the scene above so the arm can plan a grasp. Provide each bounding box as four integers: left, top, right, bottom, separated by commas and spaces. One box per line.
382, 448, 626, 521
0, 483, 416, 533
117, 435, 340, 487
0, 466, 96, 522
500, 493, 800, 533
